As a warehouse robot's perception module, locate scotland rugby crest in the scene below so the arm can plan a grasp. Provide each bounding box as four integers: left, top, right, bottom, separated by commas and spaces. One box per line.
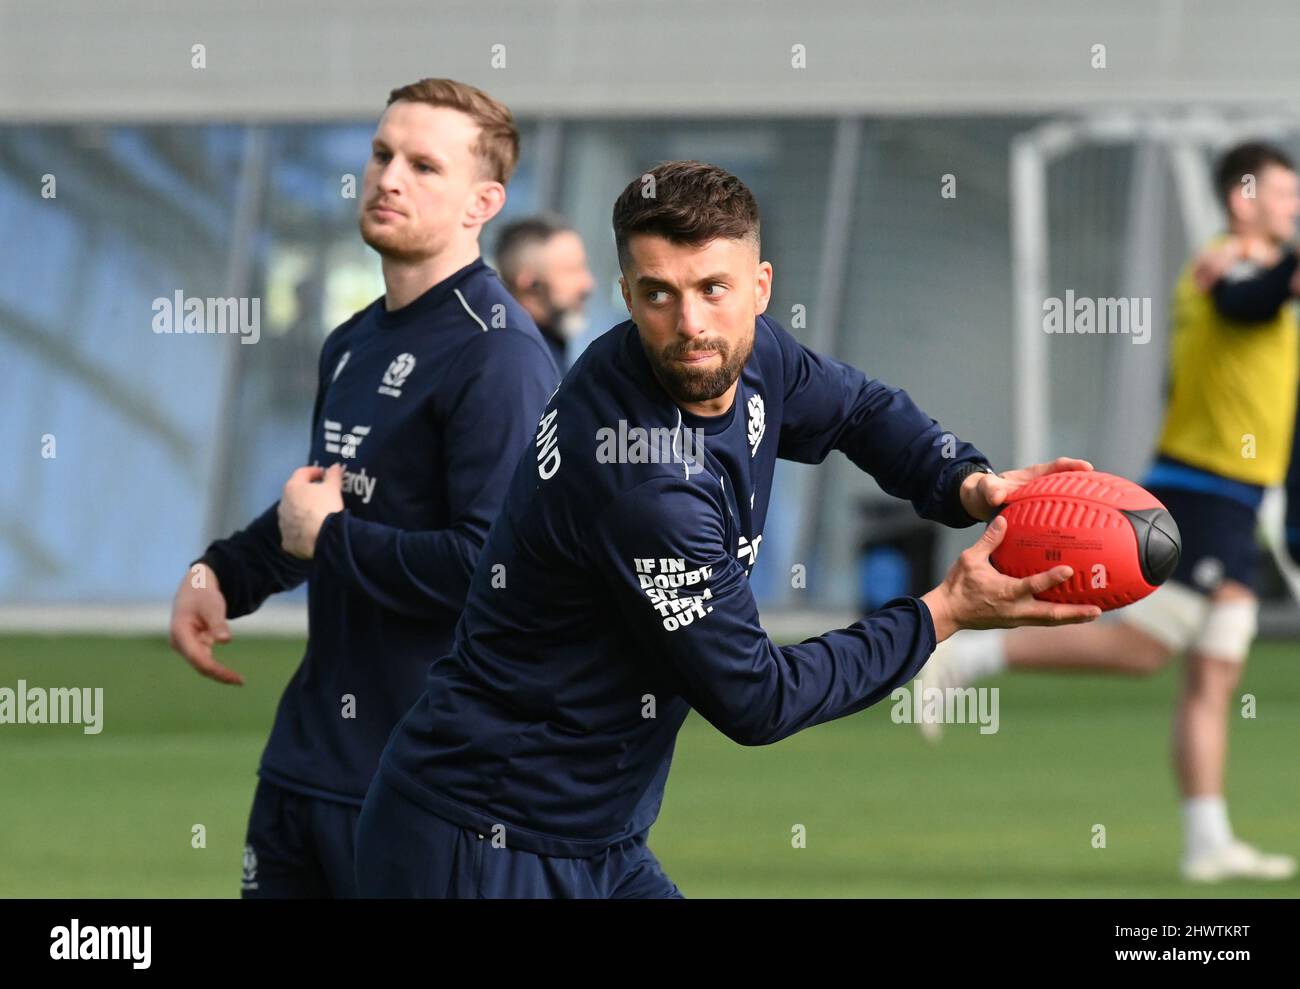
746, 392, 765, 456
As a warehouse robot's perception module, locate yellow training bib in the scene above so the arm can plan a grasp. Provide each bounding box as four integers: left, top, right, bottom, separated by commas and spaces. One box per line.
1156, 244, 1298, 485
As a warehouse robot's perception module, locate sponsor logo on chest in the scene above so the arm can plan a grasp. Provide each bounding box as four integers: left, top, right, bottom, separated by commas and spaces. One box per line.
320, 420, 378, 504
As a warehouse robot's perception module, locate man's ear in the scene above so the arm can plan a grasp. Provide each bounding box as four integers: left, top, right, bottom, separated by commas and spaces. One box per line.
753, 260, 773, 316
465, 180, 507, 228
618, 274, 632, 313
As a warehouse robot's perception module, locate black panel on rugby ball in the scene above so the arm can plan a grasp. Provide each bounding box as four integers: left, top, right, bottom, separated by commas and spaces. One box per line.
1121, 507, 1182, 587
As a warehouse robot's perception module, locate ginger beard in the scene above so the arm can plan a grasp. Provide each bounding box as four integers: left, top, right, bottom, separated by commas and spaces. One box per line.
645, 324, 754, 406
358, 201, 448, 263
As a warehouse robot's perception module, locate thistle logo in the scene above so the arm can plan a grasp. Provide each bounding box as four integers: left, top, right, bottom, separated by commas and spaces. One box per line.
324, 420, 370, 459
747, 393, 766, 456
242, 844, 258, 891
378, 352, 416, 397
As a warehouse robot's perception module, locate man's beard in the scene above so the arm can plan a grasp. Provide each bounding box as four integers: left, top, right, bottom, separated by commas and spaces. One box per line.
358, 212, 437, 263
646, 328, 753, 405
532, 280, 589, 340
555, 308, 589, 340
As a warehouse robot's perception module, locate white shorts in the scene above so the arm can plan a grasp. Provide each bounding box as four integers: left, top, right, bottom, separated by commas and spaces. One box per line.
1121, 581, 1258, 662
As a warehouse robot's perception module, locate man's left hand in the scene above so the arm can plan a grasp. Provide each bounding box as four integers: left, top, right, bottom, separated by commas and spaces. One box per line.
279, 464, 345, 560
959, 456, 1094, 522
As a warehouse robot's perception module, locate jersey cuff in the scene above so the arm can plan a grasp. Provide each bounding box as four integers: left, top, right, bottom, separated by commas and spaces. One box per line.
946, 460, 995, 525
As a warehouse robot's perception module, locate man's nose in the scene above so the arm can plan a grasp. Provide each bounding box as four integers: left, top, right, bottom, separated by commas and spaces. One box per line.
677, 297, 710, 338
376, 159, 403, 193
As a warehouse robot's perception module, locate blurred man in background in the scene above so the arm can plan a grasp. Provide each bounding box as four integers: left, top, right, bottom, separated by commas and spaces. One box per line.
167, 78, 558, 897
922, 141, 1300, 882
495, 215, 594, 371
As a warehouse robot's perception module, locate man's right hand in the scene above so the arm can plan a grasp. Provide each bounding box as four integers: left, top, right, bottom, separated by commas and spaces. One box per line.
921, 515, 1102, 642
1191, 235, 1288, 292
168, 563, 242, 685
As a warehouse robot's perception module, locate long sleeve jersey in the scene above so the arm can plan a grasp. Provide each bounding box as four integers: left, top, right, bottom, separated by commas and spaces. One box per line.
379, 314, 989, 854
200, 258, 559, 803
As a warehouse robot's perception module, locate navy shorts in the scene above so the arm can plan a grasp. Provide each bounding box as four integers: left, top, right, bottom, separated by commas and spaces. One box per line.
241, 778, 361, 899
1146, 484, 1260, 594
355, 775, 684, 899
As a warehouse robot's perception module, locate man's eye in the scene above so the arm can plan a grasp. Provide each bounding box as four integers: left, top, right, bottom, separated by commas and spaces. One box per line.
415, 163, 435, 174
647, 290, 669, 303
703, 283, 724, 296
373, 150, 390, 163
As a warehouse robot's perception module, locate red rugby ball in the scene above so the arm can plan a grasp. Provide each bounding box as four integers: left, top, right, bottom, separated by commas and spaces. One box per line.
989, 470, 1181, 611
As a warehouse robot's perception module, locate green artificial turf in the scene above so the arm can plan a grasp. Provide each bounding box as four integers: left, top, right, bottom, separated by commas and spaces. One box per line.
1, 634, 1295, 897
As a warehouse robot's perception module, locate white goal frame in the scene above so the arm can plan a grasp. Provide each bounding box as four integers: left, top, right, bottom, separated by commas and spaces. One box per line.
1010, 110, 1300, 604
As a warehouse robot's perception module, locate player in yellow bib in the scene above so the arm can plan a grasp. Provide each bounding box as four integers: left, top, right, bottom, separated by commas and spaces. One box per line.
922, 142, 1300, 882
1160, 237, 1298, 486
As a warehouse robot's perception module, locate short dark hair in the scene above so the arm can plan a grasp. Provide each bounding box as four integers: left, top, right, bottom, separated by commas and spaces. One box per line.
612, 160, 760, 271
494, 215, 573, 289
1214, 141, 1296, 209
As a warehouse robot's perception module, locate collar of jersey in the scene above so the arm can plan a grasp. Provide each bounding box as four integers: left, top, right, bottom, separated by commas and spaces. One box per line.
373, 257, 488, 330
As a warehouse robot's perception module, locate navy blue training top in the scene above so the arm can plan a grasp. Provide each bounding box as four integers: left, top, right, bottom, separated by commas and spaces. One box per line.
378, 313, 989, 855
200, 257, 559, 804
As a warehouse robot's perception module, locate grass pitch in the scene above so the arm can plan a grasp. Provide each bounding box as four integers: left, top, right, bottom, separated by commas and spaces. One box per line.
1, 634, 1296, 897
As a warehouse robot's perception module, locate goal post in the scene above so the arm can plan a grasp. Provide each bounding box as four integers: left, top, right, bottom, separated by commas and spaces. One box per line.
1009, 111, 1300, 610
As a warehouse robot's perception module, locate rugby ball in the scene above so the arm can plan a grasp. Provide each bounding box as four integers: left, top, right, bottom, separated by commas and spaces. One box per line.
989, 471, 1181, 611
